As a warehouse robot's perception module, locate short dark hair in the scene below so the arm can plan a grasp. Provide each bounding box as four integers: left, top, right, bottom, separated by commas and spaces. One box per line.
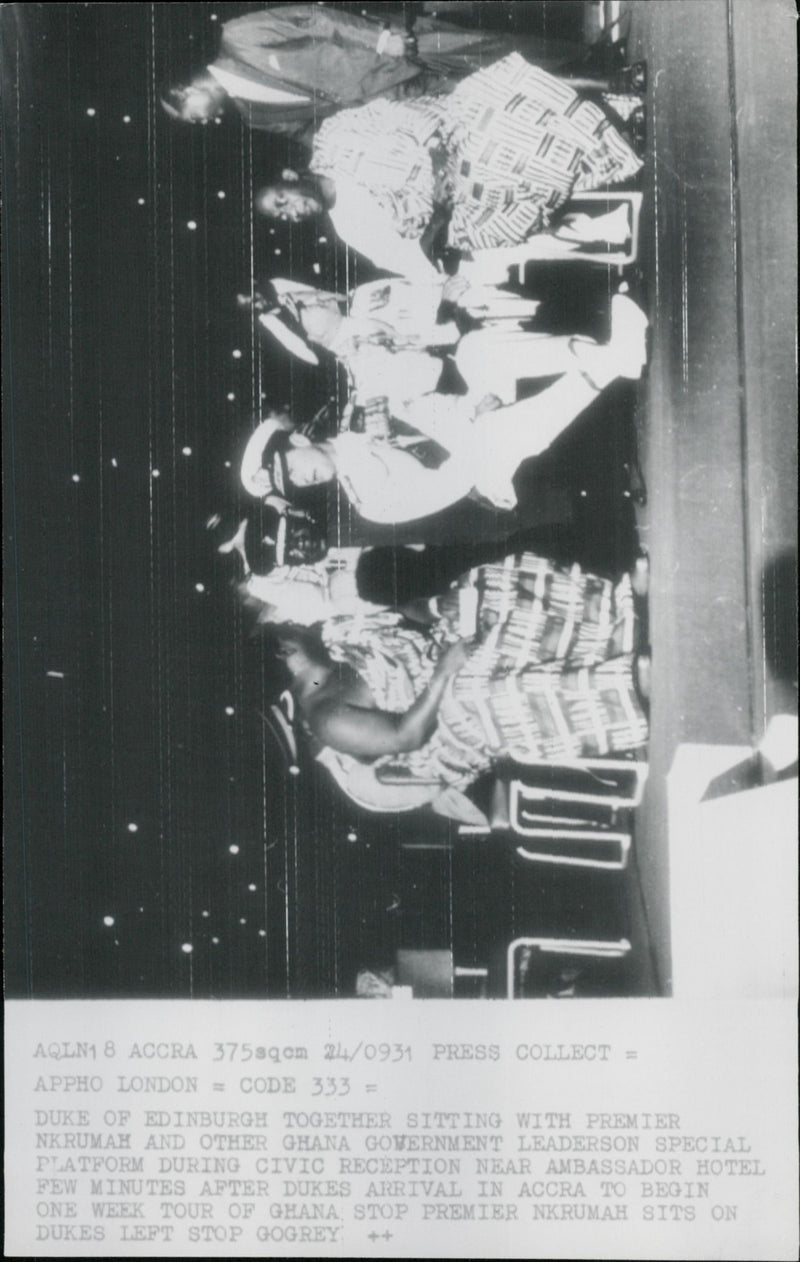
270, 623, 331, 666
261, 426, 293, 495
160, 80, 191, 119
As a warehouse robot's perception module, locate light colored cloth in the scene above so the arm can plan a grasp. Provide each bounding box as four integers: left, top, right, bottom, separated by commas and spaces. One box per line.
315, 744, 489, 823
347, 278, 458, 349
315, 745, 439, 814
286, 275, 528, 357
330, 430, 475, 524
327, 179, 440, 280
345, 346, 444, 415
329, 357, 599, 523
346, 354, 600, 519
244, 549, 378, 625
453, 327, 578, 406
207, 63, 309, 105
266, 276, 457, 359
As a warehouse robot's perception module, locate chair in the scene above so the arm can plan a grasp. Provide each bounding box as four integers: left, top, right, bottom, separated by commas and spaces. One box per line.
507, 935, 632, 998
476, 757, 648, 870
466, 191, 644, 285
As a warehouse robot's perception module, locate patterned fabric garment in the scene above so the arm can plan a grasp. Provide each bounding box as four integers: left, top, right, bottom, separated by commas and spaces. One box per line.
310, 96, 446, 238
434, 557, 648, 784
322, 609, 440, 712
321, 554, 648, 793
310, 55, 641, 252
441, 54, 643, 249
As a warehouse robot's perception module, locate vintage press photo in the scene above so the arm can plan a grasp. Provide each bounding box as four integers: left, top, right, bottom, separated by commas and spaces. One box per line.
2, 2, 797, 1258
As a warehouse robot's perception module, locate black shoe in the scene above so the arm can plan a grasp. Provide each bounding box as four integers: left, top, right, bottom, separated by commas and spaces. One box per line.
624, 105, 646, 158
610, 61, 647, 95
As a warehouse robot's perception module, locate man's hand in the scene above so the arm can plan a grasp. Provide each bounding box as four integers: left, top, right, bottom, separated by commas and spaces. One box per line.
441, 275, 471, 306
378, 29, 407, 58
474, 393, 503, 417
435, 639, 472, 678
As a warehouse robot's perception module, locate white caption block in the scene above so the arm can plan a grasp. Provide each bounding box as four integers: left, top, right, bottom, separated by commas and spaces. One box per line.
4, 999, 798, 1259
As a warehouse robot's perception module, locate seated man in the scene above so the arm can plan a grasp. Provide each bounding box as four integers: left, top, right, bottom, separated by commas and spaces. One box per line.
243, 275, 461, 361
268, 550, 649, 817
243, 275, 543, 436
255, 54, 641, 277
161, 3, 583, 140
244, 274, 542, 362
239, 293, 648, 526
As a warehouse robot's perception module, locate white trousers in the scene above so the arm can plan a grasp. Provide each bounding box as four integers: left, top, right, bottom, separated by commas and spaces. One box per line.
398, 327, 602, 513
470, 369, 600, 509
454, 327, 582, 406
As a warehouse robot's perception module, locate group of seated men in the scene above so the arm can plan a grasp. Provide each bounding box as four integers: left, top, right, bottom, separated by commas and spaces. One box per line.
166, 4, 652, 818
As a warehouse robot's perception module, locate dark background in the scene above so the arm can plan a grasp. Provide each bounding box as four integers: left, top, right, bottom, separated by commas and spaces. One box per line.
4, 2, 643, 998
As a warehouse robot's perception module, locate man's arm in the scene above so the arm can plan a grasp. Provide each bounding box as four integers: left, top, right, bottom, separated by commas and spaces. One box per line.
312, 641, 469, 758
220, 6, 421, 108
330, 183, 441, 281
307, 6, 408, 56
222, 6, 406, 58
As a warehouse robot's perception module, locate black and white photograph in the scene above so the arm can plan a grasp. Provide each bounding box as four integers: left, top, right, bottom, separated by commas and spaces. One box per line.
3, 2, 797, 1257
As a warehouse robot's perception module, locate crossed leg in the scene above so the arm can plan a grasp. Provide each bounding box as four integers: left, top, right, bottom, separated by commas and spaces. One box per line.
467, 294, 648, 507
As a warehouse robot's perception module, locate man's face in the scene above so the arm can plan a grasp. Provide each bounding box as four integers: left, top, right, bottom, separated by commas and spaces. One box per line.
276, 636, 311, 673
256, 183, 323, 225
285, 444, 336, 489
293, 294, 343, 347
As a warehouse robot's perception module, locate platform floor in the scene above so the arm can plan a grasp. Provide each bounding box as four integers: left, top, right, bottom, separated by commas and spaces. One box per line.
624, 0, 797, 991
